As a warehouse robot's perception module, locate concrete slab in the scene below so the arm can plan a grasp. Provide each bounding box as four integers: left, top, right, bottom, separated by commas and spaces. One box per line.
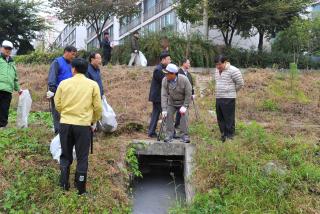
132, 139, 196, 204
132, 140, 186, 156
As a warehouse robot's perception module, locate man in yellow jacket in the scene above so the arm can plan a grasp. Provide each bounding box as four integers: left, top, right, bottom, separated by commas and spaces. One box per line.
54, 58, 102, 195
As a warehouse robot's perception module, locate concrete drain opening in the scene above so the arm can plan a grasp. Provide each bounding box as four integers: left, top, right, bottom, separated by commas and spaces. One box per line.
131, 140, 195, 214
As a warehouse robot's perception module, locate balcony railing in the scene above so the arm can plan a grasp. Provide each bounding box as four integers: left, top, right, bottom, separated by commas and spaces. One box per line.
120, 17, 141, 35
144, 0, 173, 21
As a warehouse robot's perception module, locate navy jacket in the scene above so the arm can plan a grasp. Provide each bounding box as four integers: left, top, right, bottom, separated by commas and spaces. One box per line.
148, 63, 166, 103
178, 68, 194, 95
86, 64, 104, 97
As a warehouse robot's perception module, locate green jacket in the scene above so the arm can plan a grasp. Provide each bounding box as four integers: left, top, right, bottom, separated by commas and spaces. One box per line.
0, 54, 20, 93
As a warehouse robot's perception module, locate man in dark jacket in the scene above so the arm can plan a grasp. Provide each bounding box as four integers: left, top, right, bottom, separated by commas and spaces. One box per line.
128, 31, 140, 66
148, 52, 171, 138
175, 58, 194, 136
47, 46, 77, 134
101, 32, 112, 66
87, 52, 104, 98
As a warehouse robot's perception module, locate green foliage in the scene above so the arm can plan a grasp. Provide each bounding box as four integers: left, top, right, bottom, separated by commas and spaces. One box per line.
125, 146, 142, 178
260, 99, 279, 112
172, 121, 320, 213
0, 0, 48, 48
111, 31, 217, 67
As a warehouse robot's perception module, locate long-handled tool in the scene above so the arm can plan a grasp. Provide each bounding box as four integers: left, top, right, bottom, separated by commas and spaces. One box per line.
157, 116, 166, 141
90, 129, 94, 154
192, 99, 200, 121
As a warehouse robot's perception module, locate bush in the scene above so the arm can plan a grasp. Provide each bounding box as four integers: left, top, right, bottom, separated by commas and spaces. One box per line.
111, 31, 217, 67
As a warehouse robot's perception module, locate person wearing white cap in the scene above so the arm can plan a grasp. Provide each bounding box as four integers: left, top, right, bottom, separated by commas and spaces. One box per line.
161, 63, 192, 143
0, 40, 22, 128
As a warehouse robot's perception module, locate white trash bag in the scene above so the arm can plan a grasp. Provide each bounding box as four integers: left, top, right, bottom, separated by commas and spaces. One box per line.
50, 134, 76, 163
101, 96, 118, 133
16, 89, 32, 128
139, 51, 147, 67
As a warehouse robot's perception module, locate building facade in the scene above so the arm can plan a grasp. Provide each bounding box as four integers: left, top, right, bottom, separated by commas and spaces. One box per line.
53, 0, 271, 51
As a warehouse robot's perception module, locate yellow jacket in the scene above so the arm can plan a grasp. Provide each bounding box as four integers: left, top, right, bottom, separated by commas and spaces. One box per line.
54, 74, 102, 126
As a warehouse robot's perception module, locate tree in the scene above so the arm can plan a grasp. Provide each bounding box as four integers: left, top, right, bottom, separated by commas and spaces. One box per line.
272, 17, 312, 63
51, 0, 139, 48
0, 0, 47, 50
246, 0, 311, 52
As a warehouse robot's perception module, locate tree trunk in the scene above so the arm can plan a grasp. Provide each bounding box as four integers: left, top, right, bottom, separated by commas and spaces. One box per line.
203, 0, 209, 40
258, 31, 264, 52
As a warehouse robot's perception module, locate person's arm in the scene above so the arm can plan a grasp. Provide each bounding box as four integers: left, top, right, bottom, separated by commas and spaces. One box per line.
48, 60, 59, 93
54, 84, 62, 113
183, 79, 192, 108
231, 68, 244, 91
92, 83, 103, 123
161, 78, 168, 111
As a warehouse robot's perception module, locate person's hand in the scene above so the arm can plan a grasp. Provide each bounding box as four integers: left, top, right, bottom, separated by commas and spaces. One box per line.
179, 106, 187, 115
191, 95, 196, 100
91, 123, 97, 132
162, 111, 167, 119
102, 94, 106, 100
46, 91, 54, 99
18, 89, 23, 96
134, 50, 138, 53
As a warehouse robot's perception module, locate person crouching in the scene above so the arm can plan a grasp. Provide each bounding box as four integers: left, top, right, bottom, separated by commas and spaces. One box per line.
161, 63, 192, 143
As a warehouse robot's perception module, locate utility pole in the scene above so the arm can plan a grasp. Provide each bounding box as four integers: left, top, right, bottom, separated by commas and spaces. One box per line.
203, 0, 209, 40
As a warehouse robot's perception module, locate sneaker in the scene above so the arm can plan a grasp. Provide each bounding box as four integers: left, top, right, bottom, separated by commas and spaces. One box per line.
164, 136, 173, 143
181, 135, 190, 143
148, 133, 158, 138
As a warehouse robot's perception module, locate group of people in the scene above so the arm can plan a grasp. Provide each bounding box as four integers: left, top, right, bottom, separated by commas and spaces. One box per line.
0, 37, 244, 195
101, 30, 141, 67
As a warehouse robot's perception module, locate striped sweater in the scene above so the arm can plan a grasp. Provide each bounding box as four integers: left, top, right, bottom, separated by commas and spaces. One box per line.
214, 63, 244, 98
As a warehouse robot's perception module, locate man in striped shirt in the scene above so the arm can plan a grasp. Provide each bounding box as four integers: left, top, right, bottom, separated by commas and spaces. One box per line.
214, 55, 244, 142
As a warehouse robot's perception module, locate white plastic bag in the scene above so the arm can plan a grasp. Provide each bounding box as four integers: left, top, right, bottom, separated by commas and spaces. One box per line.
16, 89, 32, 128
50, 134, 76, 163
139, 51, 147, 67
101, 96, 118, 133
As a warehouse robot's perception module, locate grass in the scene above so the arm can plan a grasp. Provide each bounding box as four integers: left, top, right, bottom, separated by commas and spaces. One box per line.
0, 111, 132, 213
1, 65, 320, 213
170, 121, 320, 213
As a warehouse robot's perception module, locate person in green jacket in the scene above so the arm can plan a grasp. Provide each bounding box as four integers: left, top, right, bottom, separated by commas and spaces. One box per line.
0, 40, 22, 128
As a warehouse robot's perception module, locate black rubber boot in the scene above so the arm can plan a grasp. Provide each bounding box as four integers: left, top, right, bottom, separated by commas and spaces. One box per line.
75, 172, 87, 195
59, 166, 70, 191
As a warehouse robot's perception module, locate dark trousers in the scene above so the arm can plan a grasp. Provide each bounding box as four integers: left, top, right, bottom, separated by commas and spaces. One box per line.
148, 102, 162, 136
50, 98, 60, 134
59, 124, 91, 174
0, 91, 12, 127
175, 112, 181, 129
216, 98, 236, 138
103, 53, 111, 66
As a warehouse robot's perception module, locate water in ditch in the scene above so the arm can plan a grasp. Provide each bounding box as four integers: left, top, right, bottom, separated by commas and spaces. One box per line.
132, 155, 186, 214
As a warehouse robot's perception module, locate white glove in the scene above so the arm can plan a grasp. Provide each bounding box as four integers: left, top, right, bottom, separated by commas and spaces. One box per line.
91, 123, 97, 132
179, 106, 187, 115
162, 111, 167, 119
192, 95, 195, 100
134, 50, 138, 53
46, 91, 54, 99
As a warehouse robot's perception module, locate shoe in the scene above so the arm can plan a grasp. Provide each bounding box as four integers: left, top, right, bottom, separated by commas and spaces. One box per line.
59, 166, 70, 191
148, 133, 157, 138
75, 172, 87, 195
173, 130, 180, 139
220, 136, 226, 143
181, 135, 190, 143
164, 136, 173, 143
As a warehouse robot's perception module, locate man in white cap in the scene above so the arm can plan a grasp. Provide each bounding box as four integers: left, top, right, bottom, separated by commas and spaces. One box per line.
0, 40, 22, 128
161, 63, 192, 143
